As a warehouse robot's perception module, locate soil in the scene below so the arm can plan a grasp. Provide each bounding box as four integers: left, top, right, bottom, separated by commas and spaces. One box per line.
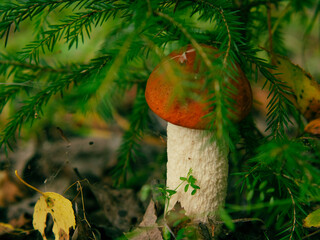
0, 128, 266, 240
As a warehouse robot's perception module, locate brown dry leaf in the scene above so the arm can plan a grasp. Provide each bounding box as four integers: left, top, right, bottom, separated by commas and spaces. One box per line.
126, 200, 163, 240
304, 118, 320, 135
165, 202, 191, 236
9, 213, 31, 229
0, 222, 29, 237
0, 171, 23, 206
33, 192, 76, 240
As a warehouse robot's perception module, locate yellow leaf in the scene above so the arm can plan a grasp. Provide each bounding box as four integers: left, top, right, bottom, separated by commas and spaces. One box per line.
33, 192, 76, 240
271, 54, 320, 121
0, 222, 14, 233
303, 208, 320, 228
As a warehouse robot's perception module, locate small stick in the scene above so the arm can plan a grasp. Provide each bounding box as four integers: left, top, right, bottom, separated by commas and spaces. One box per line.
15, 170, 45, 195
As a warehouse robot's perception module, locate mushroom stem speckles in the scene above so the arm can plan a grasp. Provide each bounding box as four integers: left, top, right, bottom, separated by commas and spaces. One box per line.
166, 123, 229, 222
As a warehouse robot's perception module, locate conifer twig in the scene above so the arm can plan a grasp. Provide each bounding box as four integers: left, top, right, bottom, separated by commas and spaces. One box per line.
286, 187, 296, 240
0, 56, 112, 152
267, 1, 273, 53
210, 217, 265, 225
154, 10, 234, 145
195, 0, 232, 65
0, 59, 70, 73
0, 0, 77, 45
154, 11, 213, 69
271, 2, 291, 35
302, 229, 320, 239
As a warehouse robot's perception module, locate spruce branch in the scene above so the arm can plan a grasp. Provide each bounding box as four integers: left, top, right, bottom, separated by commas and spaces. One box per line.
271, 2, 291, 35
0, 0, 126, 49
18, 5, 126, 62
238, 0, 279, 11
194, 0, 232, 65
242, 138, 318, 239
0, 78, 71, 152
0, 0, 76, 45
267, 1, 273, 52
243, 50, 294, 139
0, 55, 112, 153
260, 67, 294, 139
112, 88, 149, 186
93, 10, 149, 105
0, 52, 69, 73
154, 11, 213, 69
0, 52, 72, 113
286, 186, 296, 240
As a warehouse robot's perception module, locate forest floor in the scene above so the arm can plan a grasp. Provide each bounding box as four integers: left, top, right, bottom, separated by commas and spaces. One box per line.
0, 127, 267, 240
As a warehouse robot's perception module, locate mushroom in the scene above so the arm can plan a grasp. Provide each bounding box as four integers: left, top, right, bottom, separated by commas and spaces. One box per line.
145, 44, 252, 222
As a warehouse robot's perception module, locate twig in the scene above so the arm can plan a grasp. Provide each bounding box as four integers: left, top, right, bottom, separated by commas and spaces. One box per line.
220, 8, 231, 65
22, 9, 105, 62
64, 179, 97, 240
154, 11, 212, 69
195, 0, 231, 65
302, 229, 320, 239
232, 218, 264, 224
0, 82, 35, 87
164, 222, 177, 240
286, 187, 296, 240
145, 0, 152, 17
15, 170, 45, 195
244, 163, 261, 178
239, 0, 278, 11
0, 60, 70, 73
271, 2, 291, 35
210, 217, 265, 225
173, 0, 180, 13
267, 1, 273, 53
266, 165, 320, 189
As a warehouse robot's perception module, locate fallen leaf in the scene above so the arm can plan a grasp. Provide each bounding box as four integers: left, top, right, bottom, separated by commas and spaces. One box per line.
90, 184, 143, 232
126, 200, 163, 240
33, 192, 76, 240
166, 202, 190, 231
9, 213, 32, 229
71, 214, 96, 240
303, 208, 320, 228
0, 222, 14, 234
164, 202, 191, 238
304, 118, 320, 135
140, 200, 159, 227
0, 222, 29, 238
0, 171, 24, 206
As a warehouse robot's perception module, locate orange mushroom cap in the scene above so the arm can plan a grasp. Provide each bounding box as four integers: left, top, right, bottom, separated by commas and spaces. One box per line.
145, 44, 252, 129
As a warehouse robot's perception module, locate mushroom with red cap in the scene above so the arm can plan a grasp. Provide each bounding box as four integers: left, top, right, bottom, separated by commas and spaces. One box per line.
145, 44, 252, 222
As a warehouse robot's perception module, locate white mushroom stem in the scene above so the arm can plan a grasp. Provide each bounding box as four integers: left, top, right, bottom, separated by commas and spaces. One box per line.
166, 122, 229, 222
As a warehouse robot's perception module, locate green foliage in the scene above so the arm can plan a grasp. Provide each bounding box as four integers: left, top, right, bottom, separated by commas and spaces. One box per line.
0, 53, 112, 152
0, 0, 320, 239
112, 87, 150, 186
157, 168, 200, 215
235, 138, 320, 239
